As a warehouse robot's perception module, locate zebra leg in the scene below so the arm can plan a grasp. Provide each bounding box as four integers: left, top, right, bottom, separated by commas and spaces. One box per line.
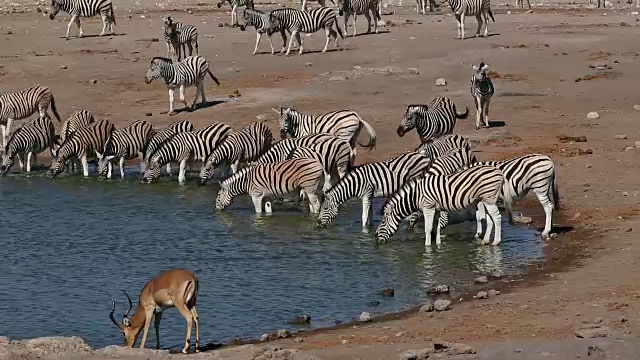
483, 97, 491, 128
475, 202, 486, 239
65, 15, 76, 39
344, 15, 349, 38
434, 210, 443, 245
322, 27, 331, 53
196, 82, 207, 107
364, 12, 372, 34
454, 14, 462, 39
100, 14, 108, 36
361, 194, 372, 227
251, 194, 264, 213
253, 32, 262, 55
353, 14, 358, 37
178, 159, 188, 184
1, 119, 10, 149
422, 208, 436, 246
166, 163, 172, 175
168, 88, 176, 114
187, 43, 194, 57
474, 14, 483, 37
535, 191, 554, 239
484, 203, 502, 245
180, 85, 190, 111
301, 0, 307, 11
231, 4, 238, 26
296, 32, 304, 54
482, 11, 490, 37
306, 192, 321, 214
18, 154, 25, 172
81, 154, 89, 177
107, 161, 113, 179
285, 30, 296, 56
474, 96, 481, 130
460, 13, 466, 39
119, 157, 126, 178
267, 33, 275, 55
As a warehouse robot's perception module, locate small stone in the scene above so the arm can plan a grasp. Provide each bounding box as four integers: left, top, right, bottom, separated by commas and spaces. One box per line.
633, 11, 640, 15
60, 65, 67, 69
223, 22, 230, 27
614, 134, 628, 140
488, 271, 503, 279
635, 141, 640, 148
396, 331, 405, 337
427, 284, 450, 294
400, 350, 418, 360
359, 312, 372, 323
419, 303, 434, 313
381, 288, 395, 297
433, 339, 476, 355
276, 329, 291, 339
293, 337, 304, 343
36, 6, 42, 12
218, 23, 223, 27
578, 148, 594, 155
90, 79, 98, 84
145, 113, 152, 117
435, 78, 447, 86
574, 327, 609, 338
328, 75, 348, 81
288, 315, 311, 325
408, 68, 419, 75
586, 112, 600, 119
488, 289, 501, 297
7, 30, 13, 35
341, 339, 348, 344
621, 315, 628, 323
513, 216, 533, 224
633, 105, 640, 111
594, 317, 603, 324
622, 191, 629, 196
434, 299, 451, 311
305, 63, 312, 67
625, 146, 635, 152
260, 333, 270, 342
475, 291, 489, 299
475, 276, 488, 284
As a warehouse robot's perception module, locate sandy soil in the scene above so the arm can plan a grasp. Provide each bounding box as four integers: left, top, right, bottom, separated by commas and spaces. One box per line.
1, 0, 640, 359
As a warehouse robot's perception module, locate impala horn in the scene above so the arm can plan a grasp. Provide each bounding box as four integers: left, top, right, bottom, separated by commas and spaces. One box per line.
108, 293, 124, 330
121, 289, 133, 325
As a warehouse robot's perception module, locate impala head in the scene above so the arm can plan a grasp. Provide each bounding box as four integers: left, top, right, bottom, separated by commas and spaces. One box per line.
109, 291, 139, 347
215, 184, 233, 210
49, 0, 61, 20
317, 195, 339, 227
472, 62, 490, 80
145, 58, 169, 84
398, 104, 426, 137
274, 107, 295, 139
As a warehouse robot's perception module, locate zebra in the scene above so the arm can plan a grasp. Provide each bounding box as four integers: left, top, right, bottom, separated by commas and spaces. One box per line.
416, 0, 438, 13
316, 151, 432, 228
414, 134, 471, 159
240, 8, 289, 55
163, 16, 199, 62
1, 115, 56, 176
0, 84, 61, 150
144, 56, 221, 116
376, 165, 512, 246
274, 107, 376, 159
336, 0, 381, 37
516, 0, 531, 9
141, 119, 194, 176
49, 119, 116, 178
443, 0, 495, 39
217, 0, 255, 27
58, 109, 95, 173
471, 62, 495, 130
269, 7, 344, 56
398, 97, 469, 143
198, 121, 273, 185
302, 0, 337, 10
215, 157, 325, 214
141, 123, 232, 184
49, 0, 116, 39
96, 120, 155, 179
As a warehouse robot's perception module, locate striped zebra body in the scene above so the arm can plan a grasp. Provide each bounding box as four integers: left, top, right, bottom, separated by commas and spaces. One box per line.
198, 121, 273, 185
414, 134, 471, 159
317, 152, 431, 228
215, 157, 325, 214
0, 85, 61, 150
241, 8, 289, 55
471, 62, 495, 130
141, 123, 232, 184
144, 56, 221, 115
337, 0, 381, 37
59, 110, 95, 173
163, 17, 199, 62
398, 97, 469, 143
141, 120, 194, 175
269, 7, 344, 55
96, 120, 155, 179
301, 0, 336, 11
49, 0, 116, 38
376, 165, 510, 246
217, 0, 254, 26
1, 116, 56, 175
49, 119, 116, 178
445, 0, 495, 39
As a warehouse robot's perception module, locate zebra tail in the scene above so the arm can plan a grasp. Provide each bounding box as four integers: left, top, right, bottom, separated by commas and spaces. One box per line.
488, 9, 495, 22
207, 69, 221, 86
50, 96, 62, 122
456, 106, 469, 119
111, 6, 116, 25
552, 170, 560, 210
501, 180, 514, 225
357, 115, 377, 150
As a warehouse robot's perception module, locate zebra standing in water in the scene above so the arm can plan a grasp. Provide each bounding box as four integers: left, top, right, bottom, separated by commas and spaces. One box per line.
96, 120, 155, 179
398, 97, 469, 143
49, 0, 116, 39
215, 158, 325, 214
141, 120, 194, 175
414, 134, 471, 158
376, 165, 511, 246
336, 0, 381, 37
198, 121, 273, 185
443, 0, 495, 39
317, 152, 432, 229
49, 119, 116, 178
141, 123, 232, 184
0, 85, 61, 150
163, 16, 199, 62
269, 7, 344, 56
470, 62, 495, 130
58, 110, 95, 173
240, 8, 288, 55
1, 116, 56, 175
144, 56, 221, 116
217, 0, 254, 27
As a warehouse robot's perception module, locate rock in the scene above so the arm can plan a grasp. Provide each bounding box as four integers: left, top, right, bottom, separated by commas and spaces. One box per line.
594, 317, 603, 324
288, 315, 311, 325
341, 339, 348, 344
223, 22, 230, 27
24, 336, 92, 354
328, 75, 348, 81
218, 23, 224, 27
475, 276, 488, 284
97, 346, 167, 356
276, 329, 291, 339
90, 79, 98, 84
359, 312, 372, 323
396, 331, 405, 337
7, 30, 13, 35
400, 350, 419, 360
427, 284, 450, 295
632, 11, 639, 15
614, 135, 628, 140
0, 336, 9, 345
513, 216, 533, 224
419, 302, 434, 313
145, 112, 152, 117
635, 141, 640, 148
621, 315, 628, 323
488, 289, 501, 297
434, 299, 451, 311
293, 337, 304, 343
231, 89, 241, 97
624, 146, 635, 152
558, 135, 587, 143
36, 6, 42, 12
400, 348, 432, 360
488, 271, 503, 279
578, 148, 594, 155
475, 291, 489, 299
574, 327, 610, 338
381, 288, 395, 297
60, 65, 67, 69
586, 112, 600, 119
260, 334, 270, 342
634, 105, 640, 111
433, 339, 476, 355
435, 78, 447, 86
305, 63, 312, 67
408, 68, 419, 75
622, 191, 629, 196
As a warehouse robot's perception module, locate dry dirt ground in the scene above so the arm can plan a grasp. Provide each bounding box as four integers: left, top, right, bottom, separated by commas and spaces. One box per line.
1, 0, 640, 359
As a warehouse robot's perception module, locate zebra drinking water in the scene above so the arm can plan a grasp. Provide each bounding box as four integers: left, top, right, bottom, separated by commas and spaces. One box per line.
398, 97, 468, 143
268, 7, 344, 56
49, 0, 116, 39
96, 120, 155, 179
198, 121, 273, 185
336, 0, 382, 37
0, 85, 61, 150
217, 0, 255, 27
163, 16, 199, 62
59, 110, 95, 173
443, 0, 495, 39
470, 62, 495, 130
141, 120, 194, 175
144, 56, 221, 115
240, 8, 288, 55
1, 116, 56, 175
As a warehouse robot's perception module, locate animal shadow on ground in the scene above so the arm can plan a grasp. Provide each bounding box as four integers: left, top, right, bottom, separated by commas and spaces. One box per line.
487, 120, 506, 128
292, 48, 348, 55
547, 225, 574, 235
62, 33, 127, 40
351, 30, 391, 37
162, 100, 227, 115
164, 341, 223, 354
462, 33, 500, 40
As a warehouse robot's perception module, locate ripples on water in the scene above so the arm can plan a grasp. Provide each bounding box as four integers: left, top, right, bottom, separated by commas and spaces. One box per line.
0, 168, 544, 349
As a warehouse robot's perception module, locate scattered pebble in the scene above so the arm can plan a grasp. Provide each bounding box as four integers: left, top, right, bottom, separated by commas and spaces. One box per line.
381, 288, 395, 297
578, 148, 594, 155
328, 75, 348, 81
293, 337, 304, 343
145, 113, 152, 117
427, 284, 450, 294
218, 23, 223, 27
341, 339, 348, 344
488, 289, 501, 297
474, 276, 488, 284
90, 79, 98, 84
586, 111, 600, 119
396, 331, 405, 337
359, 312, 372, 323
488, 271, 503, 279
621, 316, 628, 323
513, 216, 533, 224
622, 191, 629, 196
434, 299, 451, 312
475, 291, 489, 300
304, 63, 312, 67
408, 68, 419, 75
60, 65, 67, 70
433, 339, 476, 355
276, 329, 291, 339
7, 30, 13, 35
558, 135, 587, 143
634, 105, 640, 111
624, 146, 635, 152
635, 141, 640, 148
614, 134, 627, 140
260, 334, 270, 342
419, 302, 434, 313
574, 327, 609, 338
594, 317, 603, 324
435, 78, 447, 86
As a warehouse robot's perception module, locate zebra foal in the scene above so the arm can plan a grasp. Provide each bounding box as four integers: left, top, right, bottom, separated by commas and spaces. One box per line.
215, 158, 325, 214
1, 116, 56, 175
198, 121, 273, 185
0, 84, 61, 150
217, 0, 254, 27
398, 97, 468, 143
443, 0, 495, 39
49, 119, 116, 178
96, 120, 155, 179
336, 0, 382, 37
163, 16, 199, 62
376, 165, 512, 246
240, 8, 288, 55
49, 0, 116, 39
144, 56, 221, 116
471, 62, 495, 130
269, 7, 344, 56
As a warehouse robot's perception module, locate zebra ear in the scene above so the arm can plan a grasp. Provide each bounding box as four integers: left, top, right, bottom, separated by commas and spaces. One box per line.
472, 65, 478, 70
105, 155, 116, 161
481, 63, 490, 72
96, 151, 103, 159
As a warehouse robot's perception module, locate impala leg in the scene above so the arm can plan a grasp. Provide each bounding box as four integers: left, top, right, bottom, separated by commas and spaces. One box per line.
153, 311, 163, 349
139, 309, 155, 349
190, 307, 200, 352
174, 303, 194, 353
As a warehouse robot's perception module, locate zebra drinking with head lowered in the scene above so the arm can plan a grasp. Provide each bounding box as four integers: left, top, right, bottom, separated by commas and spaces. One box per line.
336, 0, 382, 37
376, 165, 512, 246
49, 119, 116, 178
398, 97, 468, 143
96, 120, 155, 179
49, 0, 116, 39
240, 8, 289, 55
470, 62, 495, 130
0, 84, 61, 150
141, 119, 194, 176
59, 109, 95, 173
198, 122, 273, 185
268, 7, 344, 56
163, 16, 199, 62
217, 0, 254, 27
443, 0, 495, 39
144, 56, 221, 116
1, 115, 56, 175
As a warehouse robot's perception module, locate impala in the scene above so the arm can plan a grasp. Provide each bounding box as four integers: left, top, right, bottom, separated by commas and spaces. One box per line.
109, 268, 200, 353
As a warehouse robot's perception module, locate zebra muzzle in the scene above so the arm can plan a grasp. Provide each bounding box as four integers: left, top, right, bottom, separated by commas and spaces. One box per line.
396, 126, 406, 137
